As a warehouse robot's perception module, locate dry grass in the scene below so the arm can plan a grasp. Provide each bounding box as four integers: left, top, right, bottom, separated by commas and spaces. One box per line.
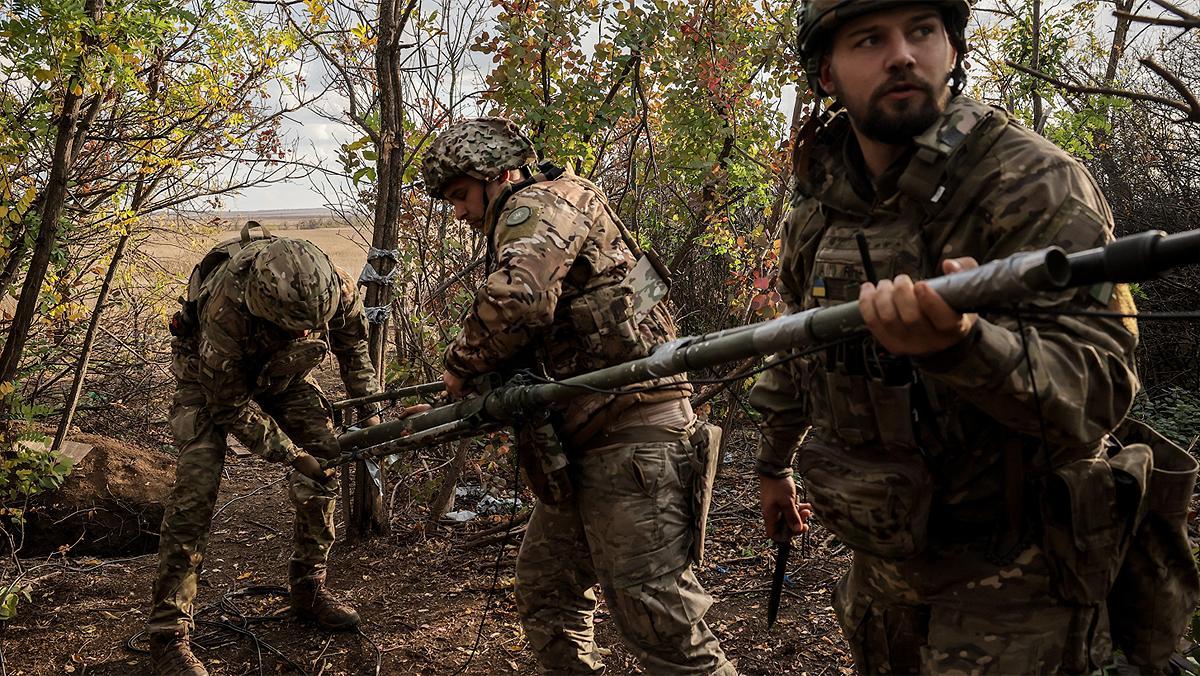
140, 226, 372, 277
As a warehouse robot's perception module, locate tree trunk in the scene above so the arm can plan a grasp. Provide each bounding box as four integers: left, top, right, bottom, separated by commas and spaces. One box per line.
0, 0, 104, 389
427, 439, 472, 529
1030, 0, 1045, 134
346, 0, 419, 538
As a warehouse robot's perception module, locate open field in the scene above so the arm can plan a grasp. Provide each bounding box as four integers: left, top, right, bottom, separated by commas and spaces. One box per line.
141, 226, 373, 278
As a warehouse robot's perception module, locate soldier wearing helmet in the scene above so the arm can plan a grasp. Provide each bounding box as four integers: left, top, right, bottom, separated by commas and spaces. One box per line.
147, 232, 421, 676
751, 0, 1145, 672
421, 118, 735, 674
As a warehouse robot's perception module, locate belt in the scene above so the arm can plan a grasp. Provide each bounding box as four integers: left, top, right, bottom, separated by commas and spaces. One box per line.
580, 398, 694, 453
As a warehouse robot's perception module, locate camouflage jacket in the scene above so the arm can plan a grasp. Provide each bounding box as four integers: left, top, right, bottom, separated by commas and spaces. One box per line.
749, 96, 1139, 522
443, 167, 689, 445
185, 240, 380, 462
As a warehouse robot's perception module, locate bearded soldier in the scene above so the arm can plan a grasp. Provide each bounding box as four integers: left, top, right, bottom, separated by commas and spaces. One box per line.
751, 0, 1146, 672
421, 118, 734, 675
148, 231, 410, 675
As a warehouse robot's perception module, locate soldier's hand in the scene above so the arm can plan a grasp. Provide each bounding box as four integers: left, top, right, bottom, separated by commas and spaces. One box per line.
442, 370, 470, 399
859, 257, 980, 356
759, 475, 812, 542
397, 404, 431, 419
359, 415, 382, 428
291, 452, 334, 484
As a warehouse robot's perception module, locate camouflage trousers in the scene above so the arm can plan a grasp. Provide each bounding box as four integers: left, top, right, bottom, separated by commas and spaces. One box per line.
147, 378, 340, 633
833, 540, 1110, 675
515, 438, 734, 675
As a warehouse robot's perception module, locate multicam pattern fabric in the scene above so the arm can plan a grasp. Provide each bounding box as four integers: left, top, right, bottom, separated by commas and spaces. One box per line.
443, 168, 690, 444
516, 439, 734, 675
149, 241, 380, 635
749, 95, 1141, 673
434, 156, 725, 672
420, 117, 538, 198
242, 238, 340, 332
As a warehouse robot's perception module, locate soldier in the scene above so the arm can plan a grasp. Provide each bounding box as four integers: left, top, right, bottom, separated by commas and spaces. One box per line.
421, 118, 735, 675
147, 232, 414, 676
751, 0, 1144, 673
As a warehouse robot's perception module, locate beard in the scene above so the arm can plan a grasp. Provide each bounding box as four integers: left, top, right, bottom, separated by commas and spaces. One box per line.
843, 72, 947, 145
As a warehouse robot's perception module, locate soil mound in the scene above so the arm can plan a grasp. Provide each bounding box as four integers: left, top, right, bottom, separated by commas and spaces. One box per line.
14, 434, 174, 557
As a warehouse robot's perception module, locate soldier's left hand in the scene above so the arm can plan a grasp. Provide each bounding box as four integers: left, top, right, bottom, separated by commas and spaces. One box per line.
860, 257, 980, 356
398, 404, 431, 418
442, 370, 470, 399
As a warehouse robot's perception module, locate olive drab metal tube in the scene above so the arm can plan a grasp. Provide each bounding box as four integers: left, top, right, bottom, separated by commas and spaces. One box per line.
331, 229, 1200, 465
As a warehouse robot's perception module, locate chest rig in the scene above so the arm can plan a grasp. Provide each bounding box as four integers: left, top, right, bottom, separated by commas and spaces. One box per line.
793, 101, 1010, 559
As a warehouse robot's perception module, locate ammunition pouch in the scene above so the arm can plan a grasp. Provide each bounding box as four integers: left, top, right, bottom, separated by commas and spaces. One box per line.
516, 421, 574, 506
256, 338, 328, 394
814, 361, 921, 452
796, 437, 933, 559
1038, 449, 1137, 605
685, 421, 722, 565
1107, 419, 1200, 670
564, 278, 655, 373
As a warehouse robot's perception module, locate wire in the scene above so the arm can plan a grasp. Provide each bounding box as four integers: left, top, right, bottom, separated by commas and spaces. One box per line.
993, 308, 1200, 321
452, 453, 523, 676
126, 586, 307, 674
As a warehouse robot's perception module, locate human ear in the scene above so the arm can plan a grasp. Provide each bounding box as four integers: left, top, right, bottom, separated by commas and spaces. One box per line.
818, 56, 837, 97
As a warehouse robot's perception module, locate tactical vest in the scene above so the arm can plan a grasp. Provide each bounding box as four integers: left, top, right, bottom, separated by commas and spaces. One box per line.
486, 162, 675, 378
170, 220, 275, 338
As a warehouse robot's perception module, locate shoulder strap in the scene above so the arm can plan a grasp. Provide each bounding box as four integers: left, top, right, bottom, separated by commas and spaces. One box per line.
187, 221, 275, 303
898, 105, 1008, 217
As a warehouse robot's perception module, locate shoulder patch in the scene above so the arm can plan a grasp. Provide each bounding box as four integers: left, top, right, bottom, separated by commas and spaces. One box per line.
506, 205, 533, 226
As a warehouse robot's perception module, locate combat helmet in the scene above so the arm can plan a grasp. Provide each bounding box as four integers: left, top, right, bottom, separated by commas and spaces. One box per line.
798, 0, 971, 96
420, 117, 537, 199
244, 238, 340, 331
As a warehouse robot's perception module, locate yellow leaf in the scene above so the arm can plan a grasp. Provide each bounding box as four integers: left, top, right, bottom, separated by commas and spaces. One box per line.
0, 382, 14, 397
72, 84, 83, 96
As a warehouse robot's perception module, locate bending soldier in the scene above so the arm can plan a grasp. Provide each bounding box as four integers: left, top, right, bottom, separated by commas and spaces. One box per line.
148, 233, 407, 676
751, 0, 1148, 672
421, 118, 735, 675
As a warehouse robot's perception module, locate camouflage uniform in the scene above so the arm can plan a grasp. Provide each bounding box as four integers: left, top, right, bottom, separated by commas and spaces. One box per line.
425, 121, 733, 674
750, 96, 1142, 673
148, 238, 380, 635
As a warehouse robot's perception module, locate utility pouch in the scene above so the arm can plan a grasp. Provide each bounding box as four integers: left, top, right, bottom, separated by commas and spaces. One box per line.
565, 280, 651, 369
517, 421, 574, 506
1107, 419, 1200, 670
866, 380, 917, 451
686, 422, 722, 564
257, 338, 327, 393
796, 438, 933, 559
170, 300, 198, 338
822, 372, 878, 446
1039, 455, 1127, 604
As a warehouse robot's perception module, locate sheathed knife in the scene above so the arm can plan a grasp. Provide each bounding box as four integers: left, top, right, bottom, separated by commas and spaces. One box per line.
767, 516, 793, 630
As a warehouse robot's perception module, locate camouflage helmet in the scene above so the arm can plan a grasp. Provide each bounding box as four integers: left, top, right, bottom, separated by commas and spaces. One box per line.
244, 238, 339, 331
420, 117, 538, 199
798, 0, 971, 95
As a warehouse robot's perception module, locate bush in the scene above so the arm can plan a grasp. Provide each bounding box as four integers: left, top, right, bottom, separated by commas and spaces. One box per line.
1130, 386, 1200, 449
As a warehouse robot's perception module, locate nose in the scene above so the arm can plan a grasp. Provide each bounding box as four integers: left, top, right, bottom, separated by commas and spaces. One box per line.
884, 33, 917, 72
453, 202, 468, 220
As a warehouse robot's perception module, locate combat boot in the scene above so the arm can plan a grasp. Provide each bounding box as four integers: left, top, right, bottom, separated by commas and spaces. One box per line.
289, 563, 360, 631
148, 629, 208, 676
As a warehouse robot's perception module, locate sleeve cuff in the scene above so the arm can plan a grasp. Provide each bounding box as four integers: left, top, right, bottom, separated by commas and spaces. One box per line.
916, 318, 1020, 384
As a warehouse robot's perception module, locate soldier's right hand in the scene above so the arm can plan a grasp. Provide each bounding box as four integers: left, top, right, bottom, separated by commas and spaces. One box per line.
292, 452, 334, 484
759, 475, 812, 542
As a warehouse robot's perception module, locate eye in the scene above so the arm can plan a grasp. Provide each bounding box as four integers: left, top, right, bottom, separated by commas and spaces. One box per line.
912, 24, 936, 38
854, 33, 880, 48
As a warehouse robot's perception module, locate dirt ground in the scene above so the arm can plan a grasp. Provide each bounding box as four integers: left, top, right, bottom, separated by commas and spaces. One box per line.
0, 428, 856, 675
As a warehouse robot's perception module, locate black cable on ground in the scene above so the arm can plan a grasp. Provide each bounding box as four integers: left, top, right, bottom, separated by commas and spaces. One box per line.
126, 585, 307, 675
